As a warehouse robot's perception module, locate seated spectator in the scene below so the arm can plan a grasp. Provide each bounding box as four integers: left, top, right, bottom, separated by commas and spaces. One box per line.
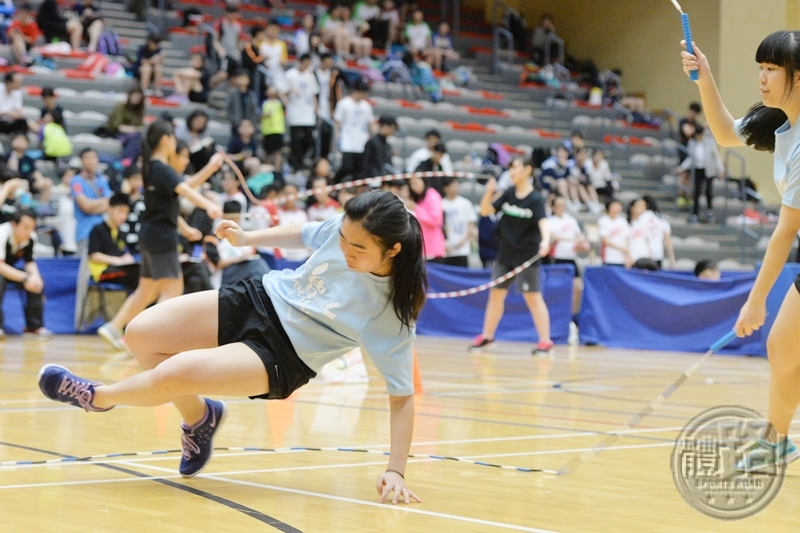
39, 87, 65, 132
218, 165, 247, 214
340, 6, 372, 59
277, 183, 310, 261
131, 34, 164, 96
363, 115, 397, 178
413, 142, 448, 196
8, 3, 42, 65
307, 175, 340, 221
427, 22, 459, 72
531, 14, 559, 65
403, 51, 442, 102
441, 176, 477, 267
354, 0, 389, 49
407, 174, 444, 261
175, 109, 215, 172
209, 201, 270, 287
320, 5, 349, 57
37, 0, 83, 50
540, 145, 580, 210
106, 87, 145, 164
212, 5, 244, 83
565, 130, 586, 156
6, 134, 53, 203
598, 198, 630, 267
380, 1, 401, 45
404, 9, 431, 55
227, 119, 259, 171
695, 259, 721, 281
260, 19, 288, 93
226, 70, 258, 135
586, 148, 616, 199
173, 54, 212, 104
260, 86, 287, 170
71, 148, 112, 249
0, 209, 50, 338
119, 165, 145, 254
293, 13, 316, 56
88, 192, 140, 292
73, 0, 104, 53
40, 108, 73, 163
572, 147, 603, 213
406, 129, 453, 173
0, 73, 28, 137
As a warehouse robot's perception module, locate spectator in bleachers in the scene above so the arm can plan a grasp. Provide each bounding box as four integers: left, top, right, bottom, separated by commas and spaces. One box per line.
226, 70, 258, 135
355, 0, 389, 50
363, 115, 397, 178
132, 34, 164, 97
72, 148, 112, 250
631, 258, 659, 271
413, 142, 448, 196
333, 79, 374, 184
406, 129, 453, 173
119, 165, 144, 254
598, 198, 630, 267
694, 259, 721, 281
176, 109, 215, 172
315, 53, 340, 160
540, 144, 580, 211
218, 165, 247, 214
0, 73, 28, 137
39, 87, 65, 131
6, 134, 52, 203
565, 129, 585, 156
8, 3, 42, 66
586, 148, 615, 199
107, 87, 145, 164
548, 195, 588, 316
0, 208, 50, 338
680, 125, 724, 224
173, 54, 212, 104
679, 102, 702, 156
572, 147, 603, 214
531, 14, 558, 65
260, 86, 286, 170
260, 19, 288, 93
208, 200, 270, 287
285, 54, 320, 171
276, 183, 310, 262
293, 13, 316, 57
212, 5, 244, 83
73, 0, 104, 53
441, 176, 477, 267
36, 0, 83, 51
427, 22, 459, 73
380, 1, 401, 44
307, 175, 341, 221
40, 108, 73, 162
406, 174, 444, 261
627, 198, 652, 263
227, 118, 258, 171
643, 195, 675, 270
339, 5, 372, 59
471, 157, 553, 354
404, 9, 431, 56
88, 192, 140, 292
0, 173, 29, 224
241, 25, 267, 91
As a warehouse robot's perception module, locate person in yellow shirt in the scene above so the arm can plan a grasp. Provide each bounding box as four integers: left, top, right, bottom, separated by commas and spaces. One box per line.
260, 86, 286, 170
88, 192, 139, 292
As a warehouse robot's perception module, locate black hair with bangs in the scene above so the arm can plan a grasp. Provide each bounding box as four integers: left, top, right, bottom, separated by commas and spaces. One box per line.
740, 31, 800, 152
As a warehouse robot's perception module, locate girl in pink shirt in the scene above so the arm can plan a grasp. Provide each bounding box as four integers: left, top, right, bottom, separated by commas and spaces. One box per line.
407, 176, 444, 260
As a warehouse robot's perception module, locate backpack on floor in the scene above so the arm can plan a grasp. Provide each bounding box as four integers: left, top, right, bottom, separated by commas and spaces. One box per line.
97, 31, 122, 57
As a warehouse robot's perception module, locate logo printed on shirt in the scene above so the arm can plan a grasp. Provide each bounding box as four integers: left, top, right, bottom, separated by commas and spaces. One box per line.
287, 261, 341, 323
500, 203, 534, 219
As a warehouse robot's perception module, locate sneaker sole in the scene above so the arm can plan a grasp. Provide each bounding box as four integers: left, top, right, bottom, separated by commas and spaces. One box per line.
180, 401, 228, 479
734, 449, 800, 473
98, 328, 123, 351
468, 343, 494, 353
37, 364, 70, 400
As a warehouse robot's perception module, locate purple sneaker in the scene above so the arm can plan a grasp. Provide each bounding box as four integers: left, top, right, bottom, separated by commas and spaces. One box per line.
179, 398, 227, 478
37, 364, 114, 412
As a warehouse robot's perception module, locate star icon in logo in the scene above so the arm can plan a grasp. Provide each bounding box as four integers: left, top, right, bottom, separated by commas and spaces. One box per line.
743, 494, 753, 505
725, 495, 735, 506
706, 494, 716, 505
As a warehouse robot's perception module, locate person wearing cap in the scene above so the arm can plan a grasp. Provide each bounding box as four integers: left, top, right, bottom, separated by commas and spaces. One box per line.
405, 129, 453, 173
362, 115, 397, 179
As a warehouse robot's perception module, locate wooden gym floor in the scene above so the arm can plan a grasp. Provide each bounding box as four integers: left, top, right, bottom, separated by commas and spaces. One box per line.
0, 334, 799, 532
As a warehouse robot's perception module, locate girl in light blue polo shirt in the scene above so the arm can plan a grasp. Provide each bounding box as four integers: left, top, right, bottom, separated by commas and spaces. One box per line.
681, 31, 800, 471
38, 191, 427, 505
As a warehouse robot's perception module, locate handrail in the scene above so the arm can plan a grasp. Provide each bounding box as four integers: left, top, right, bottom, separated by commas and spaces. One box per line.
492, 26, 514, 74
543, 33, 564, 65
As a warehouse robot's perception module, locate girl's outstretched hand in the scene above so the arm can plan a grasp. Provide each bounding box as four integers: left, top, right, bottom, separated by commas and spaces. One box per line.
681, 40, 711, 81
215, 219, 247, 246
376, 471, 421, 505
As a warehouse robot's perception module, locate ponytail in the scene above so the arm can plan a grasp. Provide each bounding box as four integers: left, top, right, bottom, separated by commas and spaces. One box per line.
141, 119, 175, 188
344, 191, 428, 331
739, 104, 787, 152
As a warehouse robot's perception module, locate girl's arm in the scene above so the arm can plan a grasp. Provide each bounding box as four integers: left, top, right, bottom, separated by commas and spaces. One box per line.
376, 394, 421, 505
184, 152, 224, 189
538, 218, 551, 257
602, 237, 628, 253
735, 205, 800, 336
665, 232, 676, 269
175, 182, 222, 219
681, 42, 745, 148
480, 179, 497, 216
216, 220, 306, 249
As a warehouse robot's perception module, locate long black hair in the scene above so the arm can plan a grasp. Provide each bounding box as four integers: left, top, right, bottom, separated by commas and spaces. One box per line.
344, 191, 427, 331
740, 31, 800, 152
141, 119, 174, 188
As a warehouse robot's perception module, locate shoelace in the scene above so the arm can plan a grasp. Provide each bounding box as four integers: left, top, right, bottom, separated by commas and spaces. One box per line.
57, 376, 95, 411
181, 431, 202, 461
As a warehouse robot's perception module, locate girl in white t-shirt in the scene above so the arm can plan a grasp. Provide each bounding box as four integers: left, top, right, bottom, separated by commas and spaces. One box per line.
259, 20, 288, 93
682, 31, 800, 470
597, 198, 630, 267
643, 195, 675, 269
548, 196, 589, 315
627, 198, 651, 263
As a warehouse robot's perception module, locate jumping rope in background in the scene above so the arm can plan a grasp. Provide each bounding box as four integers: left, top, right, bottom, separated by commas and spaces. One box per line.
220, 155, 541, 300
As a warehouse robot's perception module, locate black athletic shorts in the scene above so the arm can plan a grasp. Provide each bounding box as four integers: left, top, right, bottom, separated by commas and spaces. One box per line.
218, 278, 316, 400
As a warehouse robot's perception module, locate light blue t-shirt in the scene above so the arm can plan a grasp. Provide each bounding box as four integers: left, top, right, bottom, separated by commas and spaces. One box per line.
263, 215, 416, 396
71, 173, 112, 242
735, 117, 800, 208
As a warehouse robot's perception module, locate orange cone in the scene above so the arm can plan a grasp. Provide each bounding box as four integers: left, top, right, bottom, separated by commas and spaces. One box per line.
413, 348, 424, 395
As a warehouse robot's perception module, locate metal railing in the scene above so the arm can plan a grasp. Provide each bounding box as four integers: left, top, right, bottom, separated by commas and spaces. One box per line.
491, 27, 514, 74
543, 33, 564, 65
